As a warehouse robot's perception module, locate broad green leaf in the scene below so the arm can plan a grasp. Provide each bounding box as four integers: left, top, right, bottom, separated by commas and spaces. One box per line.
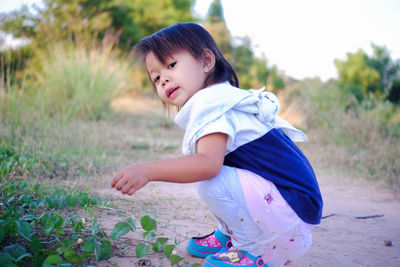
78, 192, 90, 207
156, 237, 169, 245
152, 241, 162, 252
95, 239, 112, 262
15, 253, 32, 263
3, 244, 27, 260
135, 243, 150, 258
29, 238, 43, 253
43, 219, 55, 235
81, 238, 96, 252
0, 252, 15, 265
87, 207, 94, 218
46, 197, 57, 209
61, 238, 75, 248
127, 217, 136, 230
63, 248, 83, 264
170, 255, 183, 266
65, 195, 77, 206
19, 214, 39, 222
73, 221, 83, 232
53, 215, 64, 228
16, 220, 32, 242
143, 231, 156, 241
56, 229, 65, 236
140, 215, 156, 231
111, 222, 130, 240
163, 245, 175, 258
43, 254, 62, 265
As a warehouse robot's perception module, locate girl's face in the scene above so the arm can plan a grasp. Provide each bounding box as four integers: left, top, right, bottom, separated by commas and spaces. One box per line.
145, 50, 212, 107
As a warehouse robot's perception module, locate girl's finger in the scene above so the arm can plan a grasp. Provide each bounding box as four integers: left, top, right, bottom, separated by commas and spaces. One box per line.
128, 187, 136, 196
121, 183, 132, 194
115, 177, 127, 190
111, 172, 123, 187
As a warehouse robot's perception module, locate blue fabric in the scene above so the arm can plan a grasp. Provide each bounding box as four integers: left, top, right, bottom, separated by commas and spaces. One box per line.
223, 128, 323, 225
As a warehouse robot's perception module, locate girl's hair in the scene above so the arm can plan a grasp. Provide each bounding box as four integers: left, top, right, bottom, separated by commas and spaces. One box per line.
134, 22, 239, 88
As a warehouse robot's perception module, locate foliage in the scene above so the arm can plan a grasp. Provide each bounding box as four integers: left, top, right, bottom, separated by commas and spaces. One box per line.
0, 0, 195, 49
0, 177, 200, 266
335, 44, 400, 104
33, 39, 130, 123
290, 78, 400, 192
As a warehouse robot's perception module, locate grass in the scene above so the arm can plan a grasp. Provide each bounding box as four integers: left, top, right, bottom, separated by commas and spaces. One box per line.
283, 78, 400, 193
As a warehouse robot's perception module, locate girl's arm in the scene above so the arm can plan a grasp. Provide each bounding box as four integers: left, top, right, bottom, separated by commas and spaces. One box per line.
111, 133, 227, 195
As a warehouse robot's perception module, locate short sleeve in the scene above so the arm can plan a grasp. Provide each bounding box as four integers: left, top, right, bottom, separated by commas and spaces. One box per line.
194, 113, 235, 154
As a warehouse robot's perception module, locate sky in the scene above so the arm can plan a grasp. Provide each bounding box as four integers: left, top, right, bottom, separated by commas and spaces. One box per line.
1, 0, 400, 81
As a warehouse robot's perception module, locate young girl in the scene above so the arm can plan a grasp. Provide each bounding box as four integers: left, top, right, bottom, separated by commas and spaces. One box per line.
111, 22, 323, 267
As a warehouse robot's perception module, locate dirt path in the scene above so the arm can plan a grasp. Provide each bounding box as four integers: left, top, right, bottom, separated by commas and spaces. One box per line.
90, 93, 400, 266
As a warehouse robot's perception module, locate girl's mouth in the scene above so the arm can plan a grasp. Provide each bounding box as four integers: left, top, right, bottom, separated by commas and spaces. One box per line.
167, 87, 179, 98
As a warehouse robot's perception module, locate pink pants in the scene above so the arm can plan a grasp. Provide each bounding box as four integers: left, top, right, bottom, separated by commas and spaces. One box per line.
197, 166, 314, 267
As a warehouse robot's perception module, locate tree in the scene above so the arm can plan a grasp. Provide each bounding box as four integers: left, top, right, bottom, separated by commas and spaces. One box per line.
207, 0, 224, 23
335, 44, 400, 104
335, 49, 381, 101
0, 0, 195, 48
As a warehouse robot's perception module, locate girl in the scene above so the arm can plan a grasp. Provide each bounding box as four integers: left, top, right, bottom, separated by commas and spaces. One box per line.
111, 22, 323, 267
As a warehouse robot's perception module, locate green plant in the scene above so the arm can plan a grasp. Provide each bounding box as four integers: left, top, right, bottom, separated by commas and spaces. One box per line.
0, 179, 200, 266
33, 41, 130, 124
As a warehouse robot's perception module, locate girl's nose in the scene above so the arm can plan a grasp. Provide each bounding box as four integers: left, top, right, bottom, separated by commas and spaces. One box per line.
161, 76, 170, 86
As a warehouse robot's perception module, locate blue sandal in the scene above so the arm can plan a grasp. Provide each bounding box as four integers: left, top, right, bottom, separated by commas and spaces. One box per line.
186, 229, 232, 258
204, 247, 268, 267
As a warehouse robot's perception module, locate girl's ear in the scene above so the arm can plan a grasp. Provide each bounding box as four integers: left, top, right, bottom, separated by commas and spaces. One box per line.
202, 49, 215, 73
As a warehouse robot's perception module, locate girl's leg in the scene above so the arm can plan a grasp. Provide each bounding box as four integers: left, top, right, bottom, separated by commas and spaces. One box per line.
197, 165, 265, 256
198, 166, 314, 266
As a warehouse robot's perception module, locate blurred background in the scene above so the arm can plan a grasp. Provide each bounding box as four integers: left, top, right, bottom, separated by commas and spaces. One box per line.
0, 1, 400, 266
0, 0, 399, 196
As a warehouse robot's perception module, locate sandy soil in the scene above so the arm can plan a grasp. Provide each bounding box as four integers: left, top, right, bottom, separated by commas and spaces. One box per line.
90, 93, 400, 266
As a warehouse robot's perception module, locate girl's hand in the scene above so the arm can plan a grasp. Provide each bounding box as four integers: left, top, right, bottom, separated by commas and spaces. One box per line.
111, 163, 150, 195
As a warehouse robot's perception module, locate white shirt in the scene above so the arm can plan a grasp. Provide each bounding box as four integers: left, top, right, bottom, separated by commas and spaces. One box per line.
174, 82, 307, 155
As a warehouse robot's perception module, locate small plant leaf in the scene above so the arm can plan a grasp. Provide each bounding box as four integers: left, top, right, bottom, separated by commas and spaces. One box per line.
141, 215, 156, 231
163, 245, 175, 258
87, 207, 94, 218
43, 254, 62, 265
135, 243, 150, 258
65, 195, 77, 206
0, 252, 15, 265
111, 222, 130, 240
95, 239, 112, 262
61, 238, 75, 248
64, 248, 83, 264
43, 219, 55, 235
143, 231, 156, 241
16, 220, 32, 242
3, 244, 27, 260
156, 237, 169, 245
170, 255, 183, 266
127, 216, 136, 230
81, 237, 96, 252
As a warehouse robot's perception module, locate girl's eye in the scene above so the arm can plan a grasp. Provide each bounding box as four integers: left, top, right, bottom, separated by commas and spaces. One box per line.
154, 76, 160, 83
168, 62, 176, 69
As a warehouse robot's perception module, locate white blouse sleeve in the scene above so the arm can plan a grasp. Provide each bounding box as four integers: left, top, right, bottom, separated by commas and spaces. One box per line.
194, 112, 236, 154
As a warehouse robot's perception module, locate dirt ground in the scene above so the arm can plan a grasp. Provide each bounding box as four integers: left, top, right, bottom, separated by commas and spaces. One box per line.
89, 92, 400, 267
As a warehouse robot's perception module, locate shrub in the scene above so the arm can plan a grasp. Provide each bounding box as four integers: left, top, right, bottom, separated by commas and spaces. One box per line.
34, 41, 131, 123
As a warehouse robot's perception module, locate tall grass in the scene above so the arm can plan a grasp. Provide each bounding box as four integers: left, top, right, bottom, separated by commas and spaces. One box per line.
35, 42, 130, 123
0, 35, 132, 179
289, 78, 400, 193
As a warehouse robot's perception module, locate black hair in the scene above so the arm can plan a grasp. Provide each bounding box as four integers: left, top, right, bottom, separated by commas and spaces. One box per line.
134, 22, 239, 88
